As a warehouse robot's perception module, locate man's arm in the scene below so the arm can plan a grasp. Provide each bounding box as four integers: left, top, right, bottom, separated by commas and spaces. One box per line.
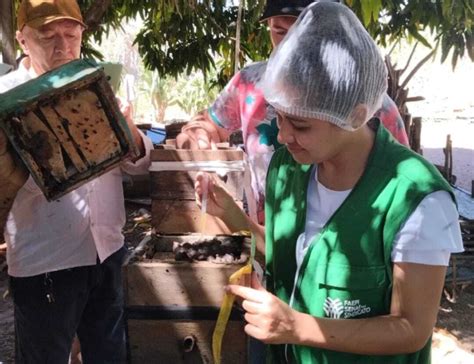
228, 262, 445, 355
176, 110, 231, 150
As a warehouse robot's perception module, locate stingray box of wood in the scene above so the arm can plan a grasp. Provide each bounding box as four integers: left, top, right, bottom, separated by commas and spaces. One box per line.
124, 233, 249, 363
0, 59, 139, 201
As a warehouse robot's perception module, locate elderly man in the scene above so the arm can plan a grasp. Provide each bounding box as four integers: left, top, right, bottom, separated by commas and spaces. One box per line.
0, 1, 153, 362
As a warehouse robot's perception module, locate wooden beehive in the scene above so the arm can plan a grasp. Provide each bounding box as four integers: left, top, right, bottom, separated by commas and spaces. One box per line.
149, 149, 245, 235
124, 234, 249, 363
0, 59, 138, 201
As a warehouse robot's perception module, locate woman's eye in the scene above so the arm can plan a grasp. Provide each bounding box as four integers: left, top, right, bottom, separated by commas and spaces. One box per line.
293, 125, 309, 131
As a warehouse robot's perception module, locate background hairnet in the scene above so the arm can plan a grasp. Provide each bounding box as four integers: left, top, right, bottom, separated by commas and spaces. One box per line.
260, 2, 388, 130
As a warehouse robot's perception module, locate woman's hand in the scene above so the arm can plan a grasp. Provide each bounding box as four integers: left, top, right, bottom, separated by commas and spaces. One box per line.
194, 172, 251, 232
195, 172, 236, 220
226, 272, 300, 345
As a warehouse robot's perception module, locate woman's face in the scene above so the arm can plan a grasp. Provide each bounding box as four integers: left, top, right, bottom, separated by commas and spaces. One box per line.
276, 111, 349, 165
268, 16, 297, 47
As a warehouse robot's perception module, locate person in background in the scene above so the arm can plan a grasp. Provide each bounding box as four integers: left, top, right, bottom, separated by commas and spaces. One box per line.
0, 0, 153, 362
207, 2, 462, 363
179, 0, 409, 226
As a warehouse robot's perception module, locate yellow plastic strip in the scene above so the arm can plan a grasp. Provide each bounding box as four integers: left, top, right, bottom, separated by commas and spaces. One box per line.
212, 233, 255, 364
212, 263, 252, 364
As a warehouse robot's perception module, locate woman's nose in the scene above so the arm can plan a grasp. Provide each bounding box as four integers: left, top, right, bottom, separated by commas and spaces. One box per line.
277, 117, 294, 145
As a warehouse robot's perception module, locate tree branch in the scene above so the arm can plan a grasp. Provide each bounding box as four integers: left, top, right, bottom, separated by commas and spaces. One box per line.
400, 48, 436, 90
83, 0, 113, 33
0, 0, 16, 67
401, 42, 418, 75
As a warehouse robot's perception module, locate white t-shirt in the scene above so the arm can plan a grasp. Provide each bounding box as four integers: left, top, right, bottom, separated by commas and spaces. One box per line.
295, 166, 464, 270
0, 58, 154, 277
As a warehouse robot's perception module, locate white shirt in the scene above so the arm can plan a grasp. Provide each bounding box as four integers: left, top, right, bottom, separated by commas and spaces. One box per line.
0, 58, 154, 277
295, 166, 464, 270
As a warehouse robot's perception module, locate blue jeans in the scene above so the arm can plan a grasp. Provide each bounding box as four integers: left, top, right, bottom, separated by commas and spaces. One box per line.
10, 246, 127, 364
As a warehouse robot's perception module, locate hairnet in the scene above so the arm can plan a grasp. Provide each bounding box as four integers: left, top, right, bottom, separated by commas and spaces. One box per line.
260, 2, 388, 130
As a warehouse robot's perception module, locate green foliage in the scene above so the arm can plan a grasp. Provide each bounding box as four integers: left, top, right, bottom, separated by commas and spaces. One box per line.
133, 1, 269, 87
76, 0, 269, 89
137, 63, 220, 121
12, 0, 472, 84
168, 71, 220, 116
348, 0, 473, 69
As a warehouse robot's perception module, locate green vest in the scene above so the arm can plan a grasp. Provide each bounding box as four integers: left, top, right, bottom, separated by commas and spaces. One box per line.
265, 121, 454, 364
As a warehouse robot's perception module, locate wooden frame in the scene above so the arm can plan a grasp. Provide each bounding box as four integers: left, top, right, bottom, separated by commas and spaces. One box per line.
0, 59, 138, 200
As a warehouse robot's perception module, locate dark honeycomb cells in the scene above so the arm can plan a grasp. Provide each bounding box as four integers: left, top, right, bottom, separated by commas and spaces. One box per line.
173, 236, 245, 262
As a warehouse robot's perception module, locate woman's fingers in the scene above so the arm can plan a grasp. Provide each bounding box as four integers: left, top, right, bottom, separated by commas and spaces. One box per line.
244, 323, 266, 341
225, 284, 267, 304
241, 298, 262, 314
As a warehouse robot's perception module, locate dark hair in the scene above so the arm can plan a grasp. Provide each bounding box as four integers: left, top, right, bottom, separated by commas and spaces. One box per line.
260, 0, 341, 21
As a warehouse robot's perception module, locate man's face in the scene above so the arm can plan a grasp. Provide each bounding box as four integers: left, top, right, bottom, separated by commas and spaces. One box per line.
268, 16, 297, 47
16, 19, 84, 75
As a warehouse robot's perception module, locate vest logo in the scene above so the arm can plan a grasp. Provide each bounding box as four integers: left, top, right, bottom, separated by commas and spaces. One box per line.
323, 297, 344, 319
323, 297, 371, 319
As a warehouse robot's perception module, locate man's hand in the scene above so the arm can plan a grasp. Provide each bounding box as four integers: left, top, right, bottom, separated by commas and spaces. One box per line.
0, 129, 28, 186
0, 128, 9, 156
116, 97, 145, 160
176, 111, 229, 150
1, 129, 29, 236
226, 272, 300, 345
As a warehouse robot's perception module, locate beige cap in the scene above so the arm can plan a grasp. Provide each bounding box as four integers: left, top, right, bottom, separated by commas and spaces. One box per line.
17, 0, 86, 31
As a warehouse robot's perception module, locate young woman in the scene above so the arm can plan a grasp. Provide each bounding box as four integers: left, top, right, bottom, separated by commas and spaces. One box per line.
197, 2, 463, 363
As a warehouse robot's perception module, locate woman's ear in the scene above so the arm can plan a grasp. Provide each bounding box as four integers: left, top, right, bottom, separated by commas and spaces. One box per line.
349, 104, 368, 129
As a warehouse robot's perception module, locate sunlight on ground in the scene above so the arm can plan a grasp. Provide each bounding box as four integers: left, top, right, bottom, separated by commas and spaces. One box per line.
432, 329, 474, 363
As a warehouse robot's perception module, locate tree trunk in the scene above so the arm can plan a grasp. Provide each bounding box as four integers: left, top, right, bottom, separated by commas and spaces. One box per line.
234, 0, 244, 74
0, 0, 16, 67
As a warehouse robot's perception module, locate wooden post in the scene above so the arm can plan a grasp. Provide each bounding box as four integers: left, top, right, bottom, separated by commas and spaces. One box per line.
410, 117, 422, 155
0, 0, 16, 67
443, 134, 453, 184
403, 113, 411, 140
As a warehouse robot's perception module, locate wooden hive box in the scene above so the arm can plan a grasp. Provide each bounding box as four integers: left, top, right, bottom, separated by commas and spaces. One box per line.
149, 149, 245, 235
0, 59, 138, 201
124, 234, 250, 364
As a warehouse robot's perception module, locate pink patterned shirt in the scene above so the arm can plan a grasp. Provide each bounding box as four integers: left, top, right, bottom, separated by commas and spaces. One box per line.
209, 61, 409, 223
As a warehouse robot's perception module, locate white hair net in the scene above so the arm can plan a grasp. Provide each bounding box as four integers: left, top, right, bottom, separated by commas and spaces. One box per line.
260, 2, 388, 130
